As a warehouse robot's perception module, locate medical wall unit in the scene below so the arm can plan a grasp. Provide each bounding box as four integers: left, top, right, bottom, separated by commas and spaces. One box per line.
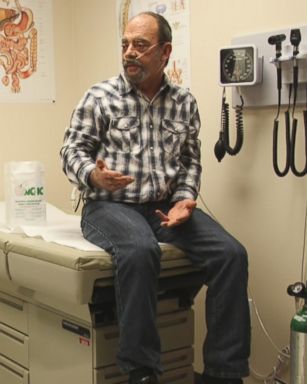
0, 230, 203, 384
215, 26, 307, 176
230, 25, 307, 107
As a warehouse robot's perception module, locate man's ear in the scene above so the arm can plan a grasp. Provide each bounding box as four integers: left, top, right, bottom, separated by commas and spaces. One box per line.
162, 42, 172, 63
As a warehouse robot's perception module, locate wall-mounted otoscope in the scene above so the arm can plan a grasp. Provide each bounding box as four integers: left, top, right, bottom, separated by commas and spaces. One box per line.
268, 34, 286, 93
269, 29, 307, 177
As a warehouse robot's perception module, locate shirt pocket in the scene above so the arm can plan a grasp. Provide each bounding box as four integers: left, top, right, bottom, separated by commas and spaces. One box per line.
109, 116, 141, 153
160, 119, 189, 156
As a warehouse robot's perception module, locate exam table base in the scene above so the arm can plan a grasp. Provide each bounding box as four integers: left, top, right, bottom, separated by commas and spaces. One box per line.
0, 288, 198, 384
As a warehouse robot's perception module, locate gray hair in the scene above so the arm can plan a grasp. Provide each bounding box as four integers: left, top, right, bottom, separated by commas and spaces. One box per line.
132, 11, 172, 43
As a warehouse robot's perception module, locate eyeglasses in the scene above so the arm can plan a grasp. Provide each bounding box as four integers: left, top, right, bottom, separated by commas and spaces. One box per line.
121, 39, 162, 55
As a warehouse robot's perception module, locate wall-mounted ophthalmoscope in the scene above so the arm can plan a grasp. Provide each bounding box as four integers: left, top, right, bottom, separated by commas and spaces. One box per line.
268, 29, 307, 177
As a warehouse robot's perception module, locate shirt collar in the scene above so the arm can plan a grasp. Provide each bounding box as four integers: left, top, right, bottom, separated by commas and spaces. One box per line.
119, 72, 170, 94
118, 73, 134, 95
118, 73, 185, 104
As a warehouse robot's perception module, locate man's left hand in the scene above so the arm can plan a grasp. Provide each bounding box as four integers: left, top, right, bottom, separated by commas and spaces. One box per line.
155, 199, 197, 228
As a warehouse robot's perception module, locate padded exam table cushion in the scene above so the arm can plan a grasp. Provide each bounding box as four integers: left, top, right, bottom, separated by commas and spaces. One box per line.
0, 232, 194, 304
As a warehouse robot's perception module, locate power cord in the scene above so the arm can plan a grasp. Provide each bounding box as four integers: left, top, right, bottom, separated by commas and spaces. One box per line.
249, 198, 307, 384
249, 345, 290, 384
197, 188, 291, 383
249, 286, 290, 383
198, 194, 307, 384
70, 186, 82, 212
301, 199, 307, 282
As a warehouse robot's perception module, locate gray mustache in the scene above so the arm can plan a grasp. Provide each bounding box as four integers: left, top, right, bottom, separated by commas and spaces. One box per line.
123, 59, 143, 68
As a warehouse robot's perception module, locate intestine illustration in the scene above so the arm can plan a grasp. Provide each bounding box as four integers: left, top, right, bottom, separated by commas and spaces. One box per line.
0, 0, 37, 93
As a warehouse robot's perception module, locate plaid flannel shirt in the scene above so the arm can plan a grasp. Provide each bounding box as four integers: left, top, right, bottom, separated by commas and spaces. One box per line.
60, 74, 202, 203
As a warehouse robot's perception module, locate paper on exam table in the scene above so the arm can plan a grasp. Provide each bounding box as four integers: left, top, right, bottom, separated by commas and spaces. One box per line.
0, 202, 101, 251
0, 201, 15, 234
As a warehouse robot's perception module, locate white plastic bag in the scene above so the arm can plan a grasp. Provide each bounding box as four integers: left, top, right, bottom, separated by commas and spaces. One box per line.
4, 161, 46, 229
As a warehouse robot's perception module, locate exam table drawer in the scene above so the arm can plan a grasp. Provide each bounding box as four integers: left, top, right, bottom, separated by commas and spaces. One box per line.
0, 322, 29, 368
0, 354, 29, 384
93, 309, 194, 367
0, 291, 28, 334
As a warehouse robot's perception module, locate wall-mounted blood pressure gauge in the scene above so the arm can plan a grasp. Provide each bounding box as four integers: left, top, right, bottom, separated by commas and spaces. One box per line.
219, 45, 260, 86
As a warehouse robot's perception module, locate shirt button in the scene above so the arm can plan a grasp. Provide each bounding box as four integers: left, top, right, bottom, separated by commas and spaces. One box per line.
149, 124, 153, 129
150, 147, 154, 151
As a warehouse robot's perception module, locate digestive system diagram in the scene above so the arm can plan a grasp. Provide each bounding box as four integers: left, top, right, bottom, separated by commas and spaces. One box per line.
0, 0, 37, 93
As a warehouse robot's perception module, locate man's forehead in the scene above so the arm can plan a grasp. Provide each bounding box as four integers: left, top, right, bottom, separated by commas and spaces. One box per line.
124, 14, 158, 39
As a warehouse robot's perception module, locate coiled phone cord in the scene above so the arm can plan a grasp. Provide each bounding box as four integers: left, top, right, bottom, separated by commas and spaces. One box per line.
214, 87, 244, 161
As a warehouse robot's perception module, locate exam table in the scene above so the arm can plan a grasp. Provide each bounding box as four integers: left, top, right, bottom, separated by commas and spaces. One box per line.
0, 210, 203, 384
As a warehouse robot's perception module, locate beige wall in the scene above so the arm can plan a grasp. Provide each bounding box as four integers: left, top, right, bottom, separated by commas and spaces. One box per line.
189, 0, 307, 380
1, 0, 307, 382
0, 0, 77, 210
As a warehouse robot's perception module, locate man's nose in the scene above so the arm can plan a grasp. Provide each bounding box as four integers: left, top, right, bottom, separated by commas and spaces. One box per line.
123, 43, 138, 58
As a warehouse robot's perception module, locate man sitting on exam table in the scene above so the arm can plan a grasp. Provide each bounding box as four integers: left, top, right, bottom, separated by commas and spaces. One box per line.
60, 11, 250, 384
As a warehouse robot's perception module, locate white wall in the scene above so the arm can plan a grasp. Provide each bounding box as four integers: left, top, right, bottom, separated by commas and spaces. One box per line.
1, 0, 306, 382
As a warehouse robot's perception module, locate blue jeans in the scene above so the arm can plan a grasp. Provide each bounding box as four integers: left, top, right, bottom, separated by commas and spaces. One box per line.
81, 199, 250, 378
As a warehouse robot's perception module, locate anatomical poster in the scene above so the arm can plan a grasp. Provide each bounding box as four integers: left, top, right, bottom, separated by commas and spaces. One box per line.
0, 0, 55, 102
117, 0, 191, 89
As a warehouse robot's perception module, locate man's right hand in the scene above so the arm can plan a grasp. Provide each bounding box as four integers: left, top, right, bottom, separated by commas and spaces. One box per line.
89, 159, 134, 192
